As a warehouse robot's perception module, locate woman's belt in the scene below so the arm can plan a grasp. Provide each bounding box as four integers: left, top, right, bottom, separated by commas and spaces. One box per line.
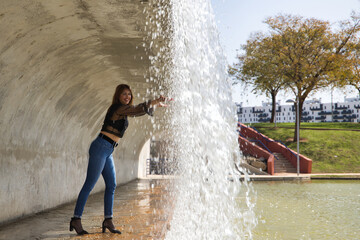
98, 133, 118, 147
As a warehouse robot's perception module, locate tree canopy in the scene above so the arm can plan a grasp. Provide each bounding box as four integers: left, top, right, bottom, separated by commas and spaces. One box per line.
231, 13, 360, 140
229, 32, 286, 123
341, 41, 360, 96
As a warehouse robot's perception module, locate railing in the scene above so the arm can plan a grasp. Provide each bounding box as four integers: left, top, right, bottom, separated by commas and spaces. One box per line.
238, 132, 275, 175
301, 116, 313, 121
335, 105, 348, 110
318, 111, 332, 115
334, 115, 345, 120
253, 108, 265, 114
310, 106, 322, 111
302, 111, 309, 116
341, 109, 353, 114
345, 114, 357, 119
245, 138, 279, 161
258, 118, 271, 122
258, 113, 269, 118
238, 122, 312, 173
268, 107, 282, 113
245, 125, 298, 161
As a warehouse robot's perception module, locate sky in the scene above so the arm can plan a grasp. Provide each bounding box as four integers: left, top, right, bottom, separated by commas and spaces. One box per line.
211, 0, 360, 106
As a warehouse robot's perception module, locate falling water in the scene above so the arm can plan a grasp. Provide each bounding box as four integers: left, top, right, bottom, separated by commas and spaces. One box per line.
143, 0, 257, 239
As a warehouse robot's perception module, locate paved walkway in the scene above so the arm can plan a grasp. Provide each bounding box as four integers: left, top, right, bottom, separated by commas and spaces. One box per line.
0, 179, 173, 240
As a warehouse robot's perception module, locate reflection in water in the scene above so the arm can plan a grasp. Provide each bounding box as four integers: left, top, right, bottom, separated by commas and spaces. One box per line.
242, 180, 360, 240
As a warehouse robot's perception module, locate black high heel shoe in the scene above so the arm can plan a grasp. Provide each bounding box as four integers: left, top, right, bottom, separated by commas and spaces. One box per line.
102, 218, 121, 234
69, 217, 89, 235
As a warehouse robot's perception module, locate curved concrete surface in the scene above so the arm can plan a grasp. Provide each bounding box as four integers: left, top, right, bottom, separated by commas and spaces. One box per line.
0, 0, 159, 224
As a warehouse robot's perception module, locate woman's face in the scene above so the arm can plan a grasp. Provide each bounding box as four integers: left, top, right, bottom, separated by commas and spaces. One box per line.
119, 89, 132, 105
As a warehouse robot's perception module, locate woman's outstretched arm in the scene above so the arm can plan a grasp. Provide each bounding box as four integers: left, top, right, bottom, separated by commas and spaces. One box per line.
115, 96, 172, 117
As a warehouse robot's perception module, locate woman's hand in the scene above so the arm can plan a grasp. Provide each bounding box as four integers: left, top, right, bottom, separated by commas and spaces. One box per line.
151, 95, 173, 107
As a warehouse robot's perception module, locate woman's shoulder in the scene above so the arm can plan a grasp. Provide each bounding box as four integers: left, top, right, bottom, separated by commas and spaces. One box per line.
109, 103, 124, 110
106, 103, 123, 115
111, 103, 132, 114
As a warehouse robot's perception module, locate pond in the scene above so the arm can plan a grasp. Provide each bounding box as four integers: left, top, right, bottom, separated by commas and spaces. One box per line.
239, 180, 360, 240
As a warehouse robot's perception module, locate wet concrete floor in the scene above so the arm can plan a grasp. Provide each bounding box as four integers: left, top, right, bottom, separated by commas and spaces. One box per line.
0, 179, 173, 240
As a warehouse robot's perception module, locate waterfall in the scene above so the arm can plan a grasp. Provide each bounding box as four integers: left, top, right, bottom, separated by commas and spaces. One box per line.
144, 0, 257, 238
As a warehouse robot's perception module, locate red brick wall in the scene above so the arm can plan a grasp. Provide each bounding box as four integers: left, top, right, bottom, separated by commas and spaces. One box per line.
238, 135, 275, 175
238, 123, 312, 173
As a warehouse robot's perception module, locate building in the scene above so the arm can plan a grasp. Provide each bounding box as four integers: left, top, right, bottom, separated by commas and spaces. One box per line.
236, 97, 360, 123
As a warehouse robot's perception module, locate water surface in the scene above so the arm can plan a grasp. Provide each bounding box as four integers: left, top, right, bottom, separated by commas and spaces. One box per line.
240, 180, 360, 240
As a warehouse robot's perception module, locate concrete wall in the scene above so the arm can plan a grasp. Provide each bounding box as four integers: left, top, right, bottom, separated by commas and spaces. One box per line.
138, 138, 151, 179
0, 0, 159, 224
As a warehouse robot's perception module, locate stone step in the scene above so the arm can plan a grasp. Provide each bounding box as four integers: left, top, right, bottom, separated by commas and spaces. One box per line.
275, 168, 295, 171
275, 166, 296, 170
276, 163, 295, 166
275, 167, 295, 170
275, 167, 296, 171
275, 169, 295, 171
275, 168, 297, 172
275, 164, 296, 167
275, 161, 293, 164
273, 152, 297, 173
275, 161, 294, 165
275, 164, 294, 168
241, 139, 299, 173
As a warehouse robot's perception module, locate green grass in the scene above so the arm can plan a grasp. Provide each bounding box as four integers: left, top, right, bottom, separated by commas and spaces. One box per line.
252, 122, 360, 130
248, 122, 360, 173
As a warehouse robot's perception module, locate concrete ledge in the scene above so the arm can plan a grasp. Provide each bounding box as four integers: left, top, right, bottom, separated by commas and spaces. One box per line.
140, 175, 180, 180
310, 173, 360, 180
239, 173, 360, 181
143, 173, 360, 181
240, 174, 311, 181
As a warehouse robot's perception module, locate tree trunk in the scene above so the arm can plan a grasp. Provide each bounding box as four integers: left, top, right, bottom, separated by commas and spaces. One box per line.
270, 92, 276, 123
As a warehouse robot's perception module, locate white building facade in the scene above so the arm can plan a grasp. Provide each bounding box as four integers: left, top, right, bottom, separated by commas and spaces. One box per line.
236, 97, 360, 123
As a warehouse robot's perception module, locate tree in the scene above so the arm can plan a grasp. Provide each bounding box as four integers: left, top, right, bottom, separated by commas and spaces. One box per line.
272, 14, 360, 140
229, 33, 286, 123
232, 13, 360, 141
342, 42, 360, 98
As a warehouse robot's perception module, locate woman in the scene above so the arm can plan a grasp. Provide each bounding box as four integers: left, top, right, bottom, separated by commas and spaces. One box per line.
70, 84, 169, 235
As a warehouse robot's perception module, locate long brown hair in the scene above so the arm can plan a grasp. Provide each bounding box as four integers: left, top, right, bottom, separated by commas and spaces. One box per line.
112, 84, 134, 105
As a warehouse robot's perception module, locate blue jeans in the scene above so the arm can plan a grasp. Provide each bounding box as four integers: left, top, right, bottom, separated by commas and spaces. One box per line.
73, 136, 117, 218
